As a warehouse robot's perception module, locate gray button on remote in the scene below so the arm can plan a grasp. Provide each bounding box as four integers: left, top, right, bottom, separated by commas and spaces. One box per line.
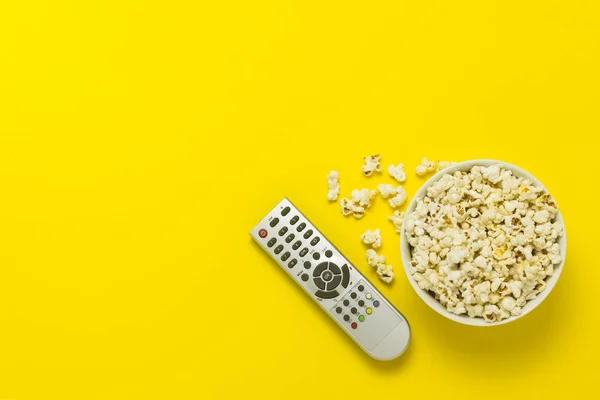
313, 262, 328, 277
281, 252, 290, 261
315, 289, 339, 299
341, 264, 350, 288
290, 216, 299, 225
329, 263, 341, 275
267, 238, 277, 248
314, 278, 326, 290
285, 234, 295, 243
299, 248, 309, 257
278, 227, 288, 236
327, 275, 341, 290
274, 245, 283, 254
292, 240, 302, 250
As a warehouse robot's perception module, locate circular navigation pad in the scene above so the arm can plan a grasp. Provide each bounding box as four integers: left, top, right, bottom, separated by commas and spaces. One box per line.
312, 261, 350, 299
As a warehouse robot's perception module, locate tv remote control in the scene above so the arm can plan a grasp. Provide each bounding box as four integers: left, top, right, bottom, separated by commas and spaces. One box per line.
251, 198, 410, 360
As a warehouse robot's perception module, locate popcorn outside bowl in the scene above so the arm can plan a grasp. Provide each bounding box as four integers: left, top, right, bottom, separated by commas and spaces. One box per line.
400, 159, 567, 326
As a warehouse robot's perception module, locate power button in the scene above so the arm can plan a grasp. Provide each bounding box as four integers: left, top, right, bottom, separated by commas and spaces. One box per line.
259, 229, 268, 238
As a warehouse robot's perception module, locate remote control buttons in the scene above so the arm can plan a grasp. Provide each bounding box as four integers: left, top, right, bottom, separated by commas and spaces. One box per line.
343, 315, 350, 322
310, 237, 320, 246
270, 218, 279, 227
358, 285, 364, 292
351, 307, 357, 314
303, 230, 313, 239
274, 245, 284, 254
373, 300, 380, 307
292, 241, 302, 250
290, 216, 299, 225
366, 293, 372, 300
299, 248, 309, 257
343, 300, 350, 306
358, 300, 365, 307
303, 261, 311, 269
341, 264, 350, 288
267, 238, 277, 248
336, 307, 342, 314
351, 322, 357, 329
329, 263, 341, 275
325, 250, 333, 257
358, 315, 365, 322
259, 229, 267, 238
278, 227, 288, 236
366, 308, 372, 315
288, 259, 298, 268
313, 262, 344, 298
281, 206, 290, 216
313, 262, 328, 277
285, 234, 295, 243
301, 273, 309, 282
327, 275, 341, 291
313, 252, 320, 260
296, 222, 306, 232
315, 290, 339, 299
314, 278, 326, 290
350, 292, 357, 299
281, 252, 290, 261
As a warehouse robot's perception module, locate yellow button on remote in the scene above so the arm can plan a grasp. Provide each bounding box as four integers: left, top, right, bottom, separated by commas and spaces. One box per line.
366, 308, 372, 315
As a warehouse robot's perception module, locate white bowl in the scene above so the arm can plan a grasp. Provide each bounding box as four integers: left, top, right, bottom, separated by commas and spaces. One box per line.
400, 159, 567, 326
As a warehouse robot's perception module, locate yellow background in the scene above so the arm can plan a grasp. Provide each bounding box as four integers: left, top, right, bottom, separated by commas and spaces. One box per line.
1, 1, 599, 399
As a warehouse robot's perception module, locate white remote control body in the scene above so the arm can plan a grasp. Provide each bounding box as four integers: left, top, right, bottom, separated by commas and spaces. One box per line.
251, 198, 410, 360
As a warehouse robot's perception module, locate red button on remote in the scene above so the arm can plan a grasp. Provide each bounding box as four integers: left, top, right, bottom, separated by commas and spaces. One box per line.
351, 322, 357, 329
259, 229, 268, 238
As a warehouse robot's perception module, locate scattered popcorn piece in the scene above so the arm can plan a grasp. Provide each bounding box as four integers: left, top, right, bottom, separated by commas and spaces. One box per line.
361, 229, 382, 249
366, 249, 386, 267
378, 184, 397, 199
362, 154, 382, 177
388, 163, 406, 183
351, 189, 377, 207
339, 188, 377, 219
388, 211, 405, 233
326, 170, 340, 201
339, 198, 365, 219
437, 161, 456, 171
388, 186, 407, 208
415, 157, 436, 176
405, 164, 563, 322
376, 263, 395, 283
340, 198, 354, 216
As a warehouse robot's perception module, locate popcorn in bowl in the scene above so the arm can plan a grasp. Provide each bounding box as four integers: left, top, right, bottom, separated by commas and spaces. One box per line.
403, 163, 565, 324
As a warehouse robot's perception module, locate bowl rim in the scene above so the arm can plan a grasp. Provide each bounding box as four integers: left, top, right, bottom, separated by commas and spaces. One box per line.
400, 159, 567, 326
